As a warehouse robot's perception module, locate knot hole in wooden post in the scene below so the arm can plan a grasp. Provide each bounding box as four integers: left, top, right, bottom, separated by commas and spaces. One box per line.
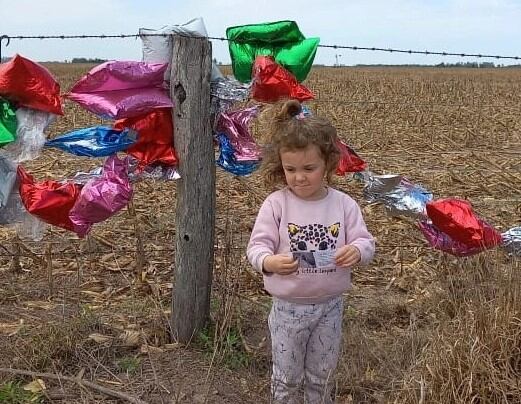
174, 83, 186, 105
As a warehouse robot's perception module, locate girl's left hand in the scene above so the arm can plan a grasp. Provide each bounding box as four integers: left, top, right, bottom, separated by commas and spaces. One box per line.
335, 245, 361, 268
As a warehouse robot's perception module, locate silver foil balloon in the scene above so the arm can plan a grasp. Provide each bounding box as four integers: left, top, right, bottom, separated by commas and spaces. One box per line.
71, 156, 181, 185
0, 173, 48, 241
0, 155, 17, 209
361, 171, 433, 219
135, 165, 181, 181
71, 167, 104, 185
127, 156, 180, 181
502, 227, 521, 256
2, 107, 56, 163
384, 178, 433, 218
211, 76, 251, 103
210, 77, 251, 129
361, 172, 403, 202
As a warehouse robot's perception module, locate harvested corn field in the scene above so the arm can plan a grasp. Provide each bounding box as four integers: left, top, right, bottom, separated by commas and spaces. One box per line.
1, 64, 520, 403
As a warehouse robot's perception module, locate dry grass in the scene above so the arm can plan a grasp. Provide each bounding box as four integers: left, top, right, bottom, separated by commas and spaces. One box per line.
0, 64, 520, 403
394, 256, 521, 403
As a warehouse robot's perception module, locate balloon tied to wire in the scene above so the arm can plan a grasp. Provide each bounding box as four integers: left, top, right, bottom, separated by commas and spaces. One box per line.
0, 35, 11, 61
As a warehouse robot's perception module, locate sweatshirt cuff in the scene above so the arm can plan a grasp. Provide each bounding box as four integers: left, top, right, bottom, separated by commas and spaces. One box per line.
255, 252, 272, 274
350, 241, 375, 266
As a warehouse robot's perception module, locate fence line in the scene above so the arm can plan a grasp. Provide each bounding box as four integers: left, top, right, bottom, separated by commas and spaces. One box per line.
1, 32, 521, 61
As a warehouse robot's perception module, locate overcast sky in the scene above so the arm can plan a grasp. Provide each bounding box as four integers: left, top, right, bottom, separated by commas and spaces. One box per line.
2, 0, 520, 66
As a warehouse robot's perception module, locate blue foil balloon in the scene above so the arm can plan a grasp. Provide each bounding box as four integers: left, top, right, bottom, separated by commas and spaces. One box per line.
216, 133, 259, 176
46, 126, 137, 157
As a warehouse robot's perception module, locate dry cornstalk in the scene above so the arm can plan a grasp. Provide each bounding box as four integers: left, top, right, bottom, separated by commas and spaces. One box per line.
0, 367, 147, 404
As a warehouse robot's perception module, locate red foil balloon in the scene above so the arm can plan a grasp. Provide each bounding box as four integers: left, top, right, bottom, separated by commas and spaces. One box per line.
335, 139, 367, 175
0, 54, 63, 115
251, 56, 314, 103
18, 166, 81, 232
114, 108, 177, 169
426, 198, 502, 248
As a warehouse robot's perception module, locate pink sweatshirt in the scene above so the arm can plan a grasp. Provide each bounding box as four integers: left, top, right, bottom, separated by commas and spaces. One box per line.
247, 187, 375, 304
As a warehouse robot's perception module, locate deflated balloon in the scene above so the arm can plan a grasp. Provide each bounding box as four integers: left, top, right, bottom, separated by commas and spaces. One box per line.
227, 20, 319, 83
66, 61, 172, 119
251, 56, 314, 103
360, 172, 433, 219
0, 98, 17, 147
139, 17, 224, 82
0, 54, 63, 115
216, 133, 259, 176
69, 155, 133, 237
336, 140, 367, 174
419, 221, 487, 257
18, 166, 82, 232
501, 227, 521, 256
46, 126, 136, 157
114, 108, 177, 169
426, 198, 502, 249
215, 106, 261, 162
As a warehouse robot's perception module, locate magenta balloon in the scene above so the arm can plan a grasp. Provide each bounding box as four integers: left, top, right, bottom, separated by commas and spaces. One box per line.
67, 88, 172, 120
216, 106, 261, 162
69, 155, 133, 237
71, 61, 168, 92
67, 61, 173, 119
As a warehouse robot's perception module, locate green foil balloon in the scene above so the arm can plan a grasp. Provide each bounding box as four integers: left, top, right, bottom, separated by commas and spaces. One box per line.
0, 99, 17, 147
226, 21, 319, 83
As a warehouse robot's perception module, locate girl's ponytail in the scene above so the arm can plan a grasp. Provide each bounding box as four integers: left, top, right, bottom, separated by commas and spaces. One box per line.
278, 99, 301, 120
259, 99, 301, 143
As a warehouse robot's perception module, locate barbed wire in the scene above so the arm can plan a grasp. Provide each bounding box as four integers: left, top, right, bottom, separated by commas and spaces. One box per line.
1, 32, 521, 61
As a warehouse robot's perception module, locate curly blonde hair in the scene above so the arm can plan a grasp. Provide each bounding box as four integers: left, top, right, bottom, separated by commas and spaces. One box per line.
259, 100, 340, 189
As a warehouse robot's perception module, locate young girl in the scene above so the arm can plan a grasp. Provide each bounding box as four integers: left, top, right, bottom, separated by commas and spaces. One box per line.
247, 100, 375, 404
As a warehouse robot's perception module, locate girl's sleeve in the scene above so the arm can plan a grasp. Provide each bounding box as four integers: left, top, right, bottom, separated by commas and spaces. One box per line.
247, 198, 281, 273
344, 199, 375, 265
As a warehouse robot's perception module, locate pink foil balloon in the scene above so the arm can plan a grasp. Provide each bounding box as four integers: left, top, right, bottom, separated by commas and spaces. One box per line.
69, 155, 133, 237
215, 106, 261, 162
66, 61, 173, 119
419, 221, 489, 257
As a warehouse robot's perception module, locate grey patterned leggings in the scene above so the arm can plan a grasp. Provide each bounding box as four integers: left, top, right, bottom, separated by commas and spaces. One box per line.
268, 296, 344, 404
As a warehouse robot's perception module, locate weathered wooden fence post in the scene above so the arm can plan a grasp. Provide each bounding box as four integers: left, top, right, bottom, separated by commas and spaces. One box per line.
170, 34, 215, 343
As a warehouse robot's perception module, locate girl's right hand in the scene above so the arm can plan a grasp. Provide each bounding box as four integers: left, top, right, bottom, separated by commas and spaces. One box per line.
262, 254, 298, 275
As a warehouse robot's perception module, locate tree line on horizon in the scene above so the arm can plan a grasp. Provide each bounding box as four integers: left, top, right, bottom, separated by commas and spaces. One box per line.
1, 56, 521, 68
